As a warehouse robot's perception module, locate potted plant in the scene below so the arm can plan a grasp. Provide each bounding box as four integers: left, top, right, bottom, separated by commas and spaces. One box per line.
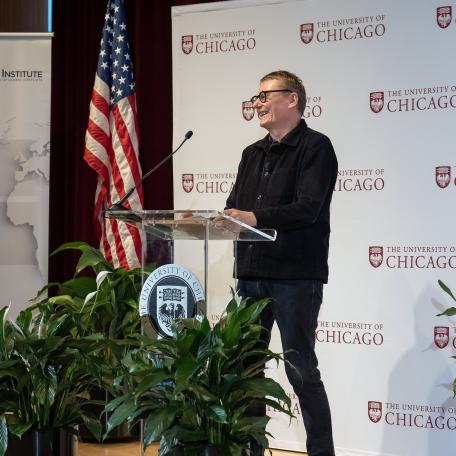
32, 241, 148, 441
437, 279, 456, 396
0, 305, 107, 456
104, 295, 293, 455
42, 241, 145, 340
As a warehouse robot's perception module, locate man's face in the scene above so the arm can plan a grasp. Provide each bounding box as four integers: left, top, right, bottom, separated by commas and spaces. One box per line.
253, 78, 293, 131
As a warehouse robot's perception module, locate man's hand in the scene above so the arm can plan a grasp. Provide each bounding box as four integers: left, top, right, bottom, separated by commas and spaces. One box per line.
223, 209, 257, 227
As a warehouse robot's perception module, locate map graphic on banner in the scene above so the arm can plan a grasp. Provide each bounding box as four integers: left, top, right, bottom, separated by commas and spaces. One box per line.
0, 119, 49, 278
0, 36, 51, 318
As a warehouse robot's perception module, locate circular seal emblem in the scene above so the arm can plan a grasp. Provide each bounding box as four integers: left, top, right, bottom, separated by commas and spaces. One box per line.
139, 264, 205, 339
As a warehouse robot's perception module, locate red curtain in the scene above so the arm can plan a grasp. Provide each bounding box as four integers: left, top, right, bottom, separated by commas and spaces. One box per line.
49, 0, 215, 282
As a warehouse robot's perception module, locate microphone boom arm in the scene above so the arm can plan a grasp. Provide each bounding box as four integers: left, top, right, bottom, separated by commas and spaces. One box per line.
107, 131, 193, 211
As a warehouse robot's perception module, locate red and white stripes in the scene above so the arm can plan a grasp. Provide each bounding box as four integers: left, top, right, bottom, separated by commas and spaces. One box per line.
84, 75, 143, 270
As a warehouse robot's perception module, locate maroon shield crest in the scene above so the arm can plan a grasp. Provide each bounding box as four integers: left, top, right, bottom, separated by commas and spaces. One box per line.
182, 174, 194, 193
434, 326, 449, 348
181, 35, 193, 54
242, 101, 255, 121
300, 24, 314, 44
435, 166, 451, 188
368, 401, 382, 423
437, 6, 452, 29
370, 92, 384, 113
369, 246, 383, 268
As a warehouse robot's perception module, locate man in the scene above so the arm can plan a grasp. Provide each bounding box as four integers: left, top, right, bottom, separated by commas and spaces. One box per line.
224, 70, 337, 456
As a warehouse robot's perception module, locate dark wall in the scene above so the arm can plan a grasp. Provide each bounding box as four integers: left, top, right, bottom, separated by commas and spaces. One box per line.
0, 0, 48, 32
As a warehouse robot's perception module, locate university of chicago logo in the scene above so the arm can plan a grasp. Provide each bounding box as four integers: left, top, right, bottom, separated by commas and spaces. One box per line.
242, 101, 255, 121
300, 23, 314, 44
182, 35, 193, 54
370, 92, 384, 113
182, 174, 194, 193
368, 401, 382, 423
435, 166, 451, 188
369, 246, 383, 268
139, 263, 204, 339
157, 286, 187, 337
434, 326, 449, 348
437, 7, 452, 29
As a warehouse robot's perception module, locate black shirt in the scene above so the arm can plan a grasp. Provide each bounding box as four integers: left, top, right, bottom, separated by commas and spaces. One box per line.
226, 119, 338, 282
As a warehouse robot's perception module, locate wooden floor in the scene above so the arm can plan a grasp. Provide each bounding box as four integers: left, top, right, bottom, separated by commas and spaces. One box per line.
78, 441, 303, 455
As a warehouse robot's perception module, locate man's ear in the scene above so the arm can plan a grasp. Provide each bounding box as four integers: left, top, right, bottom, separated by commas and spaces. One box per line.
288, 92, 299, 109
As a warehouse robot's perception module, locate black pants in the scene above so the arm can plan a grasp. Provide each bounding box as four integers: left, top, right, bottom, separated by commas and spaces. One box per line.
238, 279, 335, 456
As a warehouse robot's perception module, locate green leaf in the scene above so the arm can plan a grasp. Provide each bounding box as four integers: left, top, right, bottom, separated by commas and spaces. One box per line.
192, 385, 219, 403
226, 298, 238, 314
81, 413, 102, 442
249, 431, 269, 451
227, 442, 245, 456
143, 406, 179, 447
0, 360, 20, 370
31, 282, 60, 302
223, 320, 241, 348
135, 370, 170, 396
125, 361, 147, 375
165, 425, 206, 443
207, 405, 227, 423
15, 308, 33, 333
8, 422, 32, 438
437, 307, 456, 317
105, 400, 137, 436
174, 356, 200, 393
59, 277, 97, 298
233, 378, 290, 406
196, 332, 212, 361
438, 280, 456, 302
236, 299, 269, 326
232, 415, 269, 433
74, 248, 110, 275
260, 397, 294, 417
48, 295, 78, 307
0, 415, 7, 456
0, 307, 9, 359
51, 241, 91, 255
47, 314, 72, 337
104, 393, 131, 413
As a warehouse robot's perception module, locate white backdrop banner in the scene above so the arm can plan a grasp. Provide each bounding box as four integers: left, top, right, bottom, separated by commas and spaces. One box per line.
0, 34, 52, 319
172, 1, 456, 454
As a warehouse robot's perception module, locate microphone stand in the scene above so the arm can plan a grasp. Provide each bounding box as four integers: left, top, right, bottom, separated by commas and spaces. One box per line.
107, 131, 193, 212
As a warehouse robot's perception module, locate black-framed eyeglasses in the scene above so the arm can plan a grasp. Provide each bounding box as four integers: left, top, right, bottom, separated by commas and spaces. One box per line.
250, 89, 292, 104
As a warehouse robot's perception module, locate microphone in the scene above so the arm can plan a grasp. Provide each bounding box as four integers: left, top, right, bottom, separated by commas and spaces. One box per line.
107, 130, 193, 211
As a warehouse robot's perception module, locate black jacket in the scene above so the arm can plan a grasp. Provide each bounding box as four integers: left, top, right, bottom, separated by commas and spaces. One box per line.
226, 120, 338, 282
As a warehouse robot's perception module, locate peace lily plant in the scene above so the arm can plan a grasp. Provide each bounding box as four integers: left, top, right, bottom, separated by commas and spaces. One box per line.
0, 305, 107, 455
437, 279, 456, 396
0, 241, 294, 455
104, 294, 294, 456
0, 241, 148, 454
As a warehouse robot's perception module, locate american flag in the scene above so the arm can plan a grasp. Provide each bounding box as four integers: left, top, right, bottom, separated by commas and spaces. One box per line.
84, 0, 143, 270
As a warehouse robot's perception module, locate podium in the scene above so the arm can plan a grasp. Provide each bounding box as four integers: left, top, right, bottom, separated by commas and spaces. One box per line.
106, 210, 276, 338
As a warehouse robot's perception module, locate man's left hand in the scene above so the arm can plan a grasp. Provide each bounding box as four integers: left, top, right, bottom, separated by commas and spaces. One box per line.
223, 208, 257, 227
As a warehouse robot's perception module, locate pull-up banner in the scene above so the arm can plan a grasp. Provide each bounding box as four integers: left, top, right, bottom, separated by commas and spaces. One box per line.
0, 34, 52, 319
172, 1, 456, 454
